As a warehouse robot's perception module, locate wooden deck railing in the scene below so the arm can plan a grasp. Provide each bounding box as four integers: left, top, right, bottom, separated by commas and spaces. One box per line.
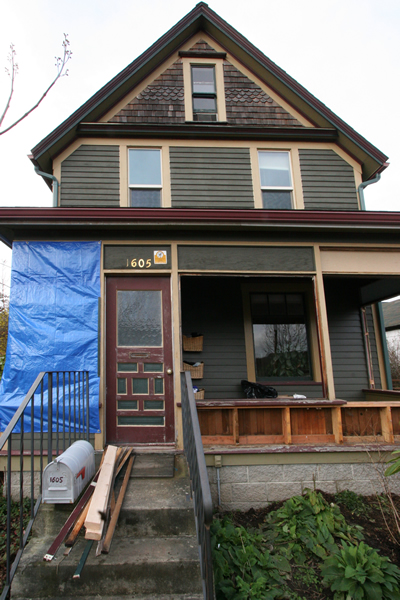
196, 392, 400, 446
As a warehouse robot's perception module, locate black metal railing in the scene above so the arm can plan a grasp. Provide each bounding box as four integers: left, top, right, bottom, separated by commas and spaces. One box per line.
181, 371, 214, 600
0, 370, 90, 600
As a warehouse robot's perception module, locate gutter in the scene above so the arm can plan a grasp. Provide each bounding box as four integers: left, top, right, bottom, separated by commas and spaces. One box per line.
357, 173, 381, 211
34, 167, 59, 207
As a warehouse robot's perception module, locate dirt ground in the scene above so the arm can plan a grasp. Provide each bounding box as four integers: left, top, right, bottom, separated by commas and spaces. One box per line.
216, 491, 400, 600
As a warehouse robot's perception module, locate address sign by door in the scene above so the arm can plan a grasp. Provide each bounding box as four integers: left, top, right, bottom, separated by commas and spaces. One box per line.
104, 246, 171, 270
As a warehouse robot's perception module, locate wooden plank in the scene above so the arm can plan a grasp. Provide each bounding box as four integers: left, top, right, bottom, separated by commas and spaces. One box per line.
201, 435, 235, 445
332, 407, 343, 443
233, 408, 239, 444
283, 407, 291, 444
238, 435, 285, 445
102, 455, 135, 554
72, 540, 94, 579
85, 445, 118, 541
291, 434, 335, 443
381, 407, 394, 443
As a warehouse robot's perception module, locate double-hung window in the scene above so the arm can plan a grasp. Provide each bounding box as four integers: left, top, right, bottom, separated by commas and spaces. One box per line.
250, 292, 311, 380
258, 151, 293, 209
191, 65, 217, 121
128, 148, 162, 207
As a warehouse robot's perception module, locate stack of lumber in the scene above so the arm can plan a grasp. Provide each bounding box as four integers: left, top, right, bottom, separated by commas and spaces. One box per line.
43, 445, 135, 577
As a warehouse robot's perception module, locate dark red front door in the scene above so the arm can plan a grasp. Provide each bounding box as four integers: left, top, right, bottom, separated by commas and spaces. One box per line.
106, 277, 174, 444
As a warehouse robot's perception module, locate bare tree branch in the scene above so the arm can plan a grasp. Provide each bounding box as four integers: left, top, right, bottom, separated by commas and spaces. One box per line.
0, 34, 72, 136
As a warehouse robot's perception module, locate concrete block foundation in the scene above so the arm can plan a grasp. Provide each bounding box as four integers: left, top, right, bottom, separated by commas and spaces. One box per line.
207, 460, 400, 511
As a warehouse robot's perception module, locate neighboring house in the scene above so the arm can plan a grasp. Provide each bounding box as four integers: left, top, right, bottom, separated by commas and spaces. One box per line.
1, 3, 400, 507
383, 299, 400, 346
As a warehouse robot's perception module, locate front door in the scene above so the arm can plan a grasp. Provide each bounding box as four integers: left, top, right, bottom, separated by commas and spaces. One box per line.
106, 277, 174, 444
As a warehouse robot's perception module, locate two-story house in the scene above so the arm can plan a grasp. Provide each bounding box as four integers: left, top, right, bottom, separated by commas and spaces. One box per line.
1, 3, 400, 507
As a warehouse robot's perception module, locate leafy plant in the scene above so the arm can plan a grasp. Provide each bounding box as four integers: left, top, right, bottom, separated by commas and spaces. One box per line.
384, 449, 400, 477
211, 517, 290, 599
321, 540, 400, 600
335, 490, 372, 518
264, 489, 363, 563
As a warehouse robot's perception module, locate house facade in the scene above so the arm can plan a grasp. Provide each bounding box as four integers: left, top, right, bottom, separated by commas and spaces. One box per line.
2, 3, 400, 508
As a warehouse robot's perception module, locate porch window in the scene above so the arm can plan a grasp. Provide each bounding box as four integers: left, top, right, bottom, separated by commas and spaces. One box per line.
191, 66, 217, 121
258, 151, 293, 209
128, 148, 162, 207
250, 292, 311, 380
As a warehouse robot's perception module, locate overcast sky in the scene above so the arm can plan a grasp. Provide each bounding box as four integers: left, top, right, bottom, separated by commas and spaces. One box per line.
0, 0, 399, 284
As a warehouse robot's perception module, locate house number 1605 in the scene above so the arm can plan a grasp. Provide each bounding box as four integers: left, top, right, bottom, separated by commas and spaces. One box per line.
126, 258, 152, 269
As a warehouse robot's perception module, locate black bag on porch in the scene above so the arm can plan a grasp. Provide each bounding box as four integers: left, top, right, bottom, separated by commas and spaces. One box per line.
241, 380, 278, 399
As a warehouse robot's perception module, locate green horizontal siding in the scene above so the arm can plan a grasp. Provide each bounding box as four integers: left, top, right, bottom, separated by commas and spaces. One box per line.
61, 145, 120, 207
170, 147, 254, 208
299, 149, 358, 210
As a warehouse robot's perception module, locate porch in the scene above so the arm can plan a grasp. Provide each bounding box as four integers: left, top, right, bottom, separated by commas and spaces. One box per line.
179, 274, 400, 449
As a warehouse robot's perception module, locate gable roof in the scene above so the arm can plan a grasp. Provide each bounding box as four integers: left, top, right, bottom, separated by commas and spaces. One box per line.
30, 2, 388, 182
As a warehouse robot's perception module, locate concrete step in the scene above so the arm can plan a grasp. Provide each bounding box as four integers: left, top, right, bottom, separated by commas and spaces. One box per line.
11, 535, 203, 598
11, 454, 204, 599
116, 477, 196, 537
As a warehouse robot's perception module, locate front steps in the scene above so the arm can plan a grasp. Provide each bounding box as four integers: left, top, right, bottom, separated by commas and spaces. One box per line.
11, 454, 204, 600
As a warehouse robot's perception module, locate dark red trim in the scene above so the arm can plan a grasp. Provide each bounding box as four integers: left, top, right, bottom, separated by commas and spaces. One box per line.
1, 207, 400, 228
77, 123, 338, 142
179, 50, 226, 58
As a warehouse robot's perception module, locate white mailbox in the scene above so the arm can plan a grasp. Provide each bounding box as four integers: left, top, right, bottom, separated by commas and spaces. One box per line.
42, 440, 95, 504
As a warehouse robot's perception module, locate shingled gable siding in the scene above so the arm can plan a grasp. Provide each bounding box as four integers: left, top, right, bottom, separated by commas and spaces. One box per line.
324, 279, 369, 400
224, 62, 304, 127
170, 147, 254, 208
60, 145, 120, 207
108, 61, 184, 124
299, 149, 359, 210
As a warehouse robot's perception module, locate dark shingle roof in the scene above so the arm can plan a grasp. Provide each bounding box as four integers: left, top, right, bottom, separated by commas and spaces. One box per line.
382, 299, 400, 329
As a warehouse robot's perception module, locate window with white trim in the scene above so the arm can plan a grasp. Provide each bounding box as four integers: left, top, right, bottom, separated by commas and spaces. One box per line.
191, 65, 217, 122
258, 151, 293, 209
128, 148, 162, 207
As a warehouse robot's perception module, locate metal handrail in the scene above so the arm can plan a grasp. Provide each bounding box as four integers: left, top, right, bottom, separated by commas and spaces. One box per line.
181, 371, 214, 600
0, 370, 90, 600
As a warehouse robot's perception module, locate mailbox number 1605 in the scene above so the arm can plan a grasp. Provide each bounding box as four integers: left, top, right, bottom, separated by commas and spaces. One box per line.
49, 476, 64, 484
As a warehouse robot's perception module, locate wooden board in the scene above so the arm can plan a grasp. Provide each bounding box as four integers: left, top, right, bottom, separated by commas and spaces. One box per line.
85, 445, 118, 541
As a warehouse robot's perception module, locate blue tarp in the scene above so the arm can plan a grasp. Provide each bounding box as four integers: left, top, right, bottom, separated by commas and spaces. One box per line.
0, 241, 101, 432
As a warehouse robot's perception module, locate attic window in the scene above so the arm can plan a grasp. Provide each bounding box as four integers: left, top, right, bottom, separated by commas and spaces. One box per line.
191, 66, 217, 122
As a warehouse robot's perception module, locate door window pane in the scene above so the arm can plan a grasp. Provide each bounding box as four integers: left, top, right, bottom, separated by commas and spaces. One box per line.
144, 363, 163, 372
117, 363, 138, 372
117, 290, 162, 347
144, 400, 164, 410
118, 416, 164, 426
131, 379, 149, 394
117, 378, 127, 394
117, 400, 138, 410
154, 378, 164, 394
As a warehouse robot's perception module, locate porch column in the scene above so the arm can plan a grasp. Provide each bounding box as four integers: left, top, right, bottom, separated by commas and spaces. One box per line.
314, 247, 336, 400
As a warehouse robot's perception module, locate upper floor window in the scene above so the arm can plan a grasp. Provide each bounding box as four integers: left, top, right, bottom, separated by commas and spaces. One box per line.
191, 65, 217, 122
129, 148, 162, 207
258, 151, 293, 209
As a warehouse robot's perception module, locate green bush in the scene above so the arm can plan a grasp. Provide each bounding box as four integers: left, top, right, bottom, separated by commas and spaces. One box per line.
321, 540, 400, 600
